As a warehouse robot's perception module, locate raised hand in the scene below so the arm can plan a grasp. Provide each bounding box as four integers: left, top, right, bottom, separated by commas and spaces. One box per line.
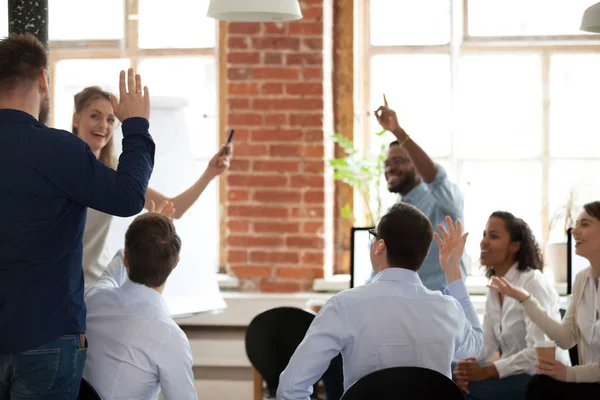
206, 144, 233, 179
488, 276, 531, 303
147, 199, 176, 219
433, 215, 468, 284
374, 95, 402, 134
109, 68, 150, 122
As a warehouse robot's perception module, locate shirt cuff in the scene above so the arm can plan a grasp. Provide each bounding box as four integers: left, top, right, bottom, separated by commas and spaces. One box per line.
493, 358, 513, 379
121, 117, 150, 137
520, 295, 540, 314
566, 366, 576, 382
445, 279, 469, 301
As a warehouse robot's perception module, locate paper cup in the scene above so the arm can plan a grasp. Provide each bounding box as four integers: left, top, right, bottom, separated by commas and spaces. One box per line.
534, 340, 556, 360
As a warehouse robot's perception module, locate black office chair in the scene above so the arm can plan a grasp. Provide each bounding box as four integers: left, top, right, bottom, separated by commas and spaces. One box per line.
245, 306, 344, 399
559, 308, 579, 366
340, 366, 465, 400
78, 378, 101, 400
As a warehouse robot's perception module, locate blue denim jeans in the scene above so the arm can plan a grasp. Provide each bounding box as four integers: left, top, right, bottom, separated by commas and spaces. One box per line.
0, 334, 87, 400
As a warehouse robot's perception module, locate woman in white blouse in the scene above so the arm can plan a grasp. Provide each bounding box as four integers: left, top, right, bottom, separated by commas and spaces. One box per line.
453, 211, 570, 400
490, 202, 600, 399
71, 86, 232, 286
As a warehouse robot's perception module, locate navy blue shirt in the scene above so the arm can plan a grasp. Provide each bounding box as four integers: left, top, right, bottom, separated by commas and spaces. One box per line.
0, 110, 155, 353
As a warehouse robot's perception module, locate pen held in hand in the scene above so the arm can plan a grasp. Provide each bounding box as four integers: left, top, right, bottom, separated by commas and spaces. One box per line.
221, 129, 235, 156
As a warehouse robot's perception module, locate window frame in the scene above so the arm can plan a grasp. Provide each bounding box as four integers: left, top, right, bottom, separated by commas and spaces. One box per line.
355, 0, 600, 275
48, 1, 218, 129
45, 0, 221, 268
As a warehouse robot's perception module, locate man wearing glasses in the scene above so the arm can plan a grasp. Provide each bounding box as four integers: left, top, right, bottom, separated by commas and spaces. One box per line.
370, 99, 466, 292
278, 206, 482, 399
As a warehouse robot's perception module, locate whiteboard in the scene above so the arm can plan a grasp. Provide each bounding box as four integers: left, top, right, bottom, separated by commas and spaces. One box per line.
107, 96, 226, 318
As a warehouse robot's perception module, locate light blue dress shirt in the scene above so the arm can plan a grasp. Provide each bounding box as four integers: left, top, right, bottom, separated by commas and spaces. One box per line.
82, 250, 197, 400
277, 268, 483, 400
367, 164, 465, 292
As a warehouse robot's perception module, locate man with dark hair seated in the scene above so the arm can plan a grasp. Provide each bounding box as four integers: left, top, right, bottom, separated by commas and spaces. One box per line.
82, 202, 197, 400
277, 203, 483, 400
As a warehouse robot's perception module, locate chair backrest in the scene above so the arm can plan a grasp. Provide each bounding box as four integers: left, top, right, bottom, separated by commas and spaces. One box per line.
341, 366, 464, 400
559, 308, 579, 366
78, 378, 101, 400
245, 307, 316, 397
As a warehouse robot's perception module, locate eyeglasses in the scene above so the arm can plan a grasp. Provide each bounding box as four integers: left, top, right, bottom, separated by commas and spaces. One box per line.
384, 156, 411, 168
368, 228, 379, 240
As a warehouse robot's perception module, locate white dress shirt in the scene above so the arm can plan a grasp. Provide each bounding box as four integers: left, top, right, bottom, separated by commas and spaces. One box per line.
477, 263, 571, 377
577, 269, 600, 364
83, 250, 197, 400
82, 209, 115, 287
277, 268, 483, 400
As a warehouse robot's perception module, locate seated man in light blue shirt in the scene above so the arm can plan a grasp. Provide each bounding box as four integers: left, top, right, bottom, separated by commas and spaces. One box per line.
368, 98, 466, 292
83, 204, 197, 400
277, 204, 483, 400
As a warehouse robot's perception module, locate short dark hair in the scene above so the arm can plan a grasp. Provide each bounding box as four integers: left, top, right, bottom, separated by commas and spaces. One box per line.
125, 213, 182, 287
376, 203, 433, 270
584, 201, 600, 221
486, 211, 543, 278
0, 33, 47, 92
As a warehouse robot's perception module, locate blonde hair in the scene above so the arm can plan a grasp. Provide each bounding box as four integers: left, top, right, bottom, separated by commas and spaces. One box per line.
72, 86, 117, 169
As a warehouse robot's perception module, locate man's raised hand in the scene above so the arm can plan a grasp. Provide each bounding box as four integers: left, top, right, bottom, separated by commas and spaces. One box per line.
109, 68, 150, 122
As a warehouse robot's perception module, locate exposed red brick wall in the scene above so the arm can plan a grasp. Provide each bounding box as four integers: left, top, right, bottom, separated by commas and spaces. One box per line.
224, 0, 328, 292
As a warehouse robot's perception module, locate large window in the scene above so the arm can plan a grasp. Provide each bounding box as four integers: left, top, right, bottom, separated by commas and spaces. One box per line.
357, 0, 600, 276
0, 1, 219, 268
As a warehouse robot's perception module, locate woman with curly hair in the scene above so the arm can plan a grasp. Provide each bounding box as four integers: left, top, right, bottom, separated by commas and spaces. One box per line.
490, 202, 600, 399
452, 211, 570, 400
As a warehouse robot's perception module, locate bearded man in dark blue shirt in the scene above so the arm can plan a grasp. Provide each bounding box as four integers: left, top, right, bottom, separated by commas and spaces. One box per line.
0, 33, 155, 399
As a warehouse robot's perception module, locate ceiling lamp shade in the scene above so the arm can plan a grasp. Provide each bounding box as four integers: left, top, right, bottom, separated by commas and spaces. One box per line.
207, 0, 303, 22
581, 2, 600, 33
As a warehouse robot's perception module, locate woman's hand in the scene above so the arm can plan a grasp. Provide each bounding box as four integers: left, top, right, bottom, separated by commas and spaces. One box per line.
206, 144, 233, 179
433, 215, 468, 284
537, 358, 567, 382
488, 276, 531, 303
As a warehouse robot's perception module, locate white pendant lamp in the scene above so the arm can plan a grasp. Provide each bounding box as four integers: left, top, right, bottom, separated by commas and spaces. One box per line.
207, 0, 303, 22
581, 2, 600, 33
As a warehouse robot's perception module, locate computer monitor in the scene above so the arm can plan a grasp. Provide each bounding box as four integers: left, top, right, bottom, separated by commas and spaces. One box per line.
567, 227, 588, 294
350, 227, 375, 288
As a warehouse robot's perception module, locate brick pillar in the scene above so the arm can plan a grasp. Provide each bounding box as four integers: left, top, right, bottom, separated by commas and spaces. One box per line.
224, 0, 329, 292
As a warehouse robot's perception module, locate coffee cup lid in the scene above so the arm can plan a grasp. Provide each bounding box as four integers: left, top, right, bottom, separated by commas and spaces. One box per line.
534, 340, 556, 347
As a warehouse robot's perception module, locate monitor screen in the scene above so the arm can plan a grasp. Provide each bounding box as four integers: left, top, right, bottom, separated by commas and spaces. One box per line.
350, 227, 375, 288
567, 228, 589, 294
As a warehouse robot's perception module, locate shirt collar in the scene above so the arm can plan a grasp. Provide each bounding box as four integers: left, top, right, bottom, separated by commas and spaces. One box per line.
401, 182, 427, 204
586, 267, 597, 283
371, 267, 423, 286
121, 280, 170, 315
0, 109, 45, 127
504, 262, 520, 282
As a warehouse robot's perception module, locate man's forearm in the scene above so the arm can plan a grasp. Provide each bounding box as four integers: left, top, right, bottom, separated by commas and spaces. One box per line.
447, 279, 482, 331
392, 128, 437, 183
109, 118, 155, 215
445, 268, 463, 285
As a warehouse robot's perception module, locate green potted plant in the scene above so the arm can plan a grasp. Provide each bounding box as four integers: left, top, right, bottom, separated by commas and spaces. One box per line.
545, 189, 579, 283
328, 130, 388, 227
